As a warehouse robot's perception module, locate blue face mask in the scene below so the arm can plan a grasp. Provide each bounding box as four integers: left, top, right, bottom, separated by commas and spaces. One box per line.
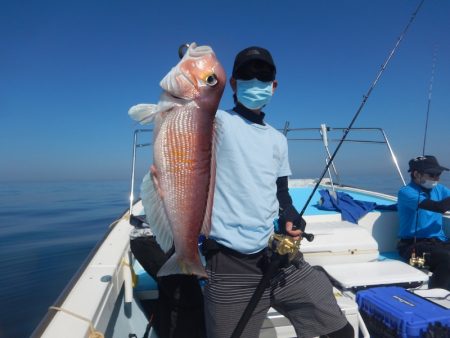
236, 79, 273, 110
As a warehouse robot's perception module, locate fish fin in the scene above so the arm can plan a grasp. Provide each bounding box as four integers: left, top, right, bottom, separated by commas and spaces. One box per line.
200, 124, 217, 237
128, 94, 183, 125
128, 104, 160, 125
140, 172, 173, 252
157, 252, 208, 278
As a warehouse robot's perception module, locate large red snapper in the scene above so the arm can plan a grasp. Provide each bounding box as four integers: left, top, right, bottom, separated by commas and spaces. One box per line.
129, 43, 226, 278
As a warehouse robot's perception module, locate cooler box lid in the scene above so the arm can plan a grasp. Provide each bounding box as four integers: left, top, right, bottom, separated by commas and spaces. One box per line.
322, 260, 429, 288
356, 286, 450, 338
301, 221, 379, 265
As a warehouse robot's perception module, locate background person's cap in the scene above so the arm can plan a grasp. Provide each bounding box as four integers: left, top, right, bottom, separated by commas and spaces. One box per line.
408, 155, 449, 174
232, 46, 276, 80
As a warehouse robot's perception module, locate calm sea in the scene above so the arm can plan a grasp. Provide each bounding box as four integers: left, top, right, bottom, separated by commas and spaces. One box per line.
0, 175, 449, 337
0, 180, 129, 338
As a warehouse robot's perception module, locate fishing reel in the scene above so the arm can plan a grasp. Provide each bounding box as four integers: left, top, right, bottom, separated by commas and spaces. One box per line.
409, 251, 430, 269
269, 233, 301, 256
268, 232, 315, 268
269, 231, 314, 254
267, 210, 315, 270
269, 233, 302, 268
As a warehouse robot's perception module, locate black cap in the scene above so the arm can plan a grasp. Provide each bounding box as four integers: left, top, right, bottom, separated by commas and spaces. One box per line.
232, 46, 276, 81
408, 155, 449, 174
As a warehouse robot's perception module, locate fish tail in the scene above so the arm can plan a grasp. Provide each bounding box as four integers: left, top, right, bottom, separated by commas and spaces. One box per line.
157, 253, 208, 279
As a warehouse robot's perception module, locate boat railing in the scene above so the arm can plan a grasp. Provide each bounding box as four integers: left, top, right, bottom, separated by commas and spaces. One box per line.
279, 122, 406, 187
129, 128, 153, 215
128, 123, 406, 211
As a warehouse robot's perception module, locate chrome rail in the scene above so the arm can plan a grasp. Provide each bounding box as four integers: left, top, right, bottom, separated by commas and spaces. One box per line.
128, 124, 406, 215
320, 124, 339, 188
280, 124, 406, 186
129, 128, 153, 215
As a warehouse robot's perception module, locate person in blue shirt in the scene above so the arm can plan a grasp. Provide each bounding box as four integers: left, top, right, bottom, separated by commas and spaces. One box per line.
202, 46, 354, 338
397, 155, 450, 289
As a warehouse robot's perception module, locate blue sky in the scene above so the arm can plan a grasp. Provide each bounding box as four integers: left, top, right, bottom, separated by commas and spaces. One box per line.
1, 0, 449, 183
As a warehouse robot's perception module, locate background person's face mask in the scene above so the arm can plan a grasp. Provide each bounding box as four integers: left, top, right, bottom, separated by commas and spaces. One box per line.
420, 178, 438, 189
236, 79, 273, 110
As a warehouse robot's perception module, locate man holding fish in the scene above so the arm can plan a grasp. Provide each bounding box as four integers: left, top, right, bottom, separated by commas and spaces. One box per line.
202, 46, 354, 338
129, 43, 353, 338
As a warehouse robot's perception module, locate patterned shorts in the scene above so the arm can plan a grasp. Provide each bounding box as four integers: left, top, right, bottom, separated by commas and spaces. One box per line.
203, 248, 348, 338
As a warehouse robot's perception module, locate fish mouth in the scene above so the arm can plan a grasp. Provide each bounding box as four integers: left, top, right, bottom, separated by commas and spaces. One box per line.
160, 91, 191, 107
167, 91, 190, 103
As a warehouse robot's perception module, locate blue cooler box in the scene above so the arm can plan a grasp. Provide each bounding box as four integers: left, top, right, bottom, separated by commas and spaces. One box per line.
356, 286, 450, 338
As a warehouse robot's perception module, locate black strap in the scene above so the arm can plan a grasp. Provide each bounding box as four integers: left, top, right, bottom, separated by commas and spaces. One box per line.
230, 253, 285, 338
399, 237, 441, 245
142, 323, 152, 338
200, 238, 220, 257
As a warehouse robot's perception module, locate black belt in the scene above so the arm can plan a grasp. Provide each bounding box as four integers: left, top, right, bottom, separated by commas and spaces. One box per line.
399, 237, 441, 245
201, 238, 266, 259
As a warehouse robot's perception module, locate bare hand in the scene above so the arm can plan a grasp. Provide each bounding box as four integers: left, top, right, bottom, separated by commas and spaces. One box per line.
285, 221, 302, 241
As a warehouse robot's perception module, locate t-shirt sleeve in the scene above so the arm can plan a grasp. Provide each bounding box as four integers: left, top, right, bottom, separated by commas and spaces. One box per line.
398, 187, 426, 210
278, 136, 292, 177
442, 185, 450, 199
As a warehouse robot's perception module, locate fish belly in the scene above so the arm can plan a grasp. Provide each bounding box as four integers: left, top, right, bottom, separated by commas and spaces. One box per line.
154, 104, 214, 277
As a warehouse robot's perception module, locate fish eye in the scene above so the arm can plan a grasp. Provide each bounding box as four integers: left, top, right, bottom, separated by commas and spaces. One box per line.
205, 74, 218, 86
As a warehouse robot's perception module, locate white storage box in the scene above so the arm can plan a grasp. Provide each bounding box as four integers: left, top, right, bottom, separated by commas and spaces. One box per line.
301, 221, 379, 266
260, 288, 359, 338
322, 260, 429, 289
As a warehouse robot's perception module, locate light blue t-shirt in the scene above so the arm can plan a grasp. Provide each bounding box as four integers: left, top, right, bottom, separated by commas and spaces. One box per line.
210, 109, 292, 254
397, 181, 450, 241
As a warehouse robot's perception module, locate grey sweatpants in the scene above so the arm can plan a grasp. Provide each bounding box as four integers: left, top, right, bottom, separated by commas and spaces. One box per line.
203, 249, 348, 338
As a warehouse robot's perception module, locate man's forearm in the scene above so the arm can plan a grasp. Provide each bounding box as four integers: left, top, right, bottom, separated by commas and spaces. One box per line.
419, 196, 450, 213
276, 176, 306, 231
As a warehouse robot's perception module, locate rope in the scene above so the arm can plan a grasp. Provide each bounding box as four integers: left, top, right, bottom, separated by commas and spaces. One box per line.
49, 306, 104, 338
122, 258, 138, 287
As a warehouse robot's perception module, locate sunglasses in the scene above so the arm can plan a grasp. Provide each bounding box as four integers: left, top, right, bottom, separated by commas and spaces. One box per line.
423, 172, 441, 178
235, 60, 275, 82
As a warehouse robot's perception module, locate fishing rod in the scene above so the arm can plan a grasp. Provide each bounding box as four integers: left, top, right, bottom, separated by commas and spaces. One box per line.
422, 45, 437, 156
232, 2, 426, 337
298, 0, 426, 219
410, 45, 438, 268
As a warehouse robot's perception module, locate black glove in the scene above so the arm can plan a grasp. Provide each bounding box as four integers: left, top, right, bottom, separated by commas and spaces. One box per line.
277, 205, 306, 234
